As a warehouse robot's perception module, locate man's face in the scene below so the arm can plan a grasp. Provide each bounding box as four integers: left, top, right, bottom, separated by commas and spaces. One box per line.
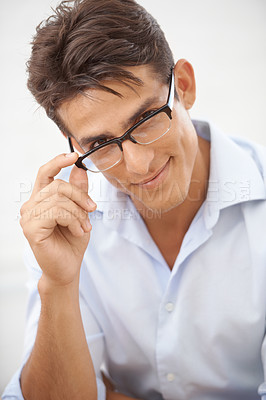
58, 64, 199, 214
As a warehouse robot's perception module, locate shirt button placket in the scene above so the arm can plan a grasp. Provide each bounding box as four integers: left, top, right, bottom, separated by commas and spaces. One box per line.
165, 302, 174, 313
166, 372, 175, 382
157, 296, 179, 399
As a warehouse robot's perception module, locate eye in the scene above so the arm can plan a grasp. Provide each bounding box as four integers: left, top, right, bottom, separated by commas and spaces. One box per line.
91, 138, 108, 149
88, 137, 111, 151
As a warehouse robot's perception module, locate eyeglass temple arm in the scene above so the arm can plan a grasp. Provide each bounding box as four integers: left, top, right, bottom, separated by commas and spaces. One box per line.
68, 136, 75, 152
167, 69, 175, 111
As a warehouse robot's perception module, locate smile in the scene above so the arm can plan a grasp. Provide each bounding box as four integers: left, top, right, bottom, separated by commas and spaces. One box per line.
132, 158, 170, 189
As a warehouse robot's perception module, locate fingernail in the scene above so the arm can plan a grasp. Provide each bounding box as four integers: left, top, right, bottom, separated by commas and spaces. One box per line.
85, 219, 92, 231
87, 198, 97, 208
65, 152, 77, 158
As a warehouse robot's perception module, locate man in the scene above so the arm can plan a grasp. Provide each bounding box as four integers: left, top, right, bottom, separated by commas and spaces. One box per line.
2, 0, 266, 399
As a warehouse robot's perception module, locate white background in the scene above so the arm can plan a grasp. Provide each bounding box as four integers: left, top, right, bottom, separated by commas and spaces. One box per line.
0, 0, 265, 393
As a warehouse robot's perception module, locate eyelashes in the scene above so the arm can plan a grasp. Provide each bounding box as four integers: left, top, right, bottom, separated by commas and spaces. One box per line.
90, 137, 109, 149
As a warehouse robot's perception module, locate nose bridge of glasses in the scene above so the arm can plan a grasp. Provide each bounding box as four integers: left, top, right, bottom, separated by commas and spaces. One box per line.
116, 128, 138, 148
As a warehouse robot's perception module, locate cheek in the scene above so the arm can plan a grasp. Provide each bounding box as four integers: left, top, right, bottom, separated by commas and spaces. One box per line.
174, 140, 198, 199
171, 107, 198, 157
169, 120, 199, 185
101, 171, 130, 194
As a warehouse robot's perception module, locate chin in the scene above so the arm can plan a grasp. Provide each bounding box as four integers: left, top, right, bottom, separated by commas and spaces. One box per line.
131, 183, 189, 217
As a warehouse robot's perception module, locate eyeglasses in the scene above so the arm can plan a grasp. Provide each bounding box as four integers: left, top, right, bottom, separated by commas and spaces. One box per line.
68, 69, 175, 172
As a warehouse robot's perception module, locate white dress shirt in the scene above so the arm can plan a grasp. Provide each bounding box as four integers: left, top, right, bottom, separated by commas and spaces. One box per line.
2, 120, 266, 400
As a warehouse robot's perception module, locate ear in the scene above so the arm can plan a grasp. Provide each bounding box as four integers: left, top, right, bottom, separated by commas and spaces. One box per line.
60, 131, 85, 154
173, 59, 196, 110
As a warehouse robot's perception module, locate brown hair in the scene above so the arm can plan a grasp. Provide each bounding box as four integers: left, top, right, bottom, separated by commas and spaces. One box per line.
27, 0, 174, 132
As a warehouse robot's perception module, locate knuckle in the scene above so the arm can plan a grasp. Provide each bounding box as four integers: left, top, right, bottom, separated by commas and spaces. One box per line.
20, 201, 29, 216
54, 179, 64, 188
38, 164, 47, 176
54, 191, 65, 202
54, 179, 67, 194
54, 205, 68, 220
20, 204, 26, 216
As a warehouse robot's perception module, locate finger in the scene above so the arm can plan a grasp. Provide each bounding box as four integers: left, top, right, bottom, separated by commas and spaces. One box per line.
22, 206, 90, 242
69, 164, 89, 194
53, 208, 91, 237
33, 179, 96, 212
20, 193, 92, 233
32, 152, 78, 197
69, 164, 97, 210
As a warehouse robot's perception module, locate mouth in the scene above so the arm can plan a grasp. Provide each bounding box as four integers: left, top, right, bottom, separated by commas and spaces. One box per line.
132, 158, 170, 189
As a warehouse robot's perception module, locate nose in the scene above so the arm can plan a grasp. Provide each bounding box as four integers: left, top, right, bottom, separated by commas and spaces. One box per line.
122, 140, 154, 175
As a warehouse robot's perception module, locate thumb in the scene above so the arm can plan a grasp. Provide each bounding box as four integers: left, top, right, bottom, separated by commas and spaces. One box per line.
69, 164, 89, 194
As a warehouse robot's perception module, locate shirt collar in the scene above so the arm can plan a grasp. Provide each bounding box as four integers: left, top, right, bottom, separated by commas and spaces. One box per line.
192, 120, 266, 230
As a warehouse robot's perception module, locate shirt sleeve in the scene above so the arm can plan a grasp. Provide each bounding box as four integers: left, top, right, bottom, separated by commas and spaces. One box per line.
1, 243, 106, 400
258, 331, 266, 399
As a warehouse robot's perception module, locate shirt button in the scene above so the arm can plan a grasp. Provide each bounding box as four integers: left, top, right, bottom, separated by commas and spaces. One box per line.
165, 302, 174, 312
167, 373, 175, 382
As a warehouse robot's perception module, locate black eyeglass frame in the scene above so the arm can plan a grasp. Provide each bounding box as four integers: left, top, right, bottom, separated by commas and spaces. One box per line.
68, 68, 175, 171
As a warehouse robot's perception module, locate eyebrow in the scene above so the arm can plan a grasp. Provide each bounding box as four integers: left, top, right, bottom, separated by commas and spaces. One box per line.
78, 95, 159, 148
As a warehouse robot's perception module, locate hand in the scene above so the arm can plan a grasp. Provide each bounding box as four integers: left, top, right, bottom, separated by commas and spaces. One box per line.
20, 152, 96, 288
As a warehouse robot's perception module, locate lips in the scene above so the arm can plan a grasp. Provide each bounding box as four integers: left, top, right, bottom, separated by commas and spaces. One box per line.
132, 159, 169, 186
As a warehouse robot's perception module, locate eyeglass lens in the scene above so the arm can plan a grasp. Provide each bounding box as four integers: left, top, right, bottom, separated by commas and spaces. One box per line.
82, 112, 171, 172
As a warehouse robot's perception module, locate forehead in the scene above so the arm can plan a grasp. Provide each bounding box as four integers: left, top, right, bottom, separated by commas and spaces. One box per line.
57, 65, 168, 139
